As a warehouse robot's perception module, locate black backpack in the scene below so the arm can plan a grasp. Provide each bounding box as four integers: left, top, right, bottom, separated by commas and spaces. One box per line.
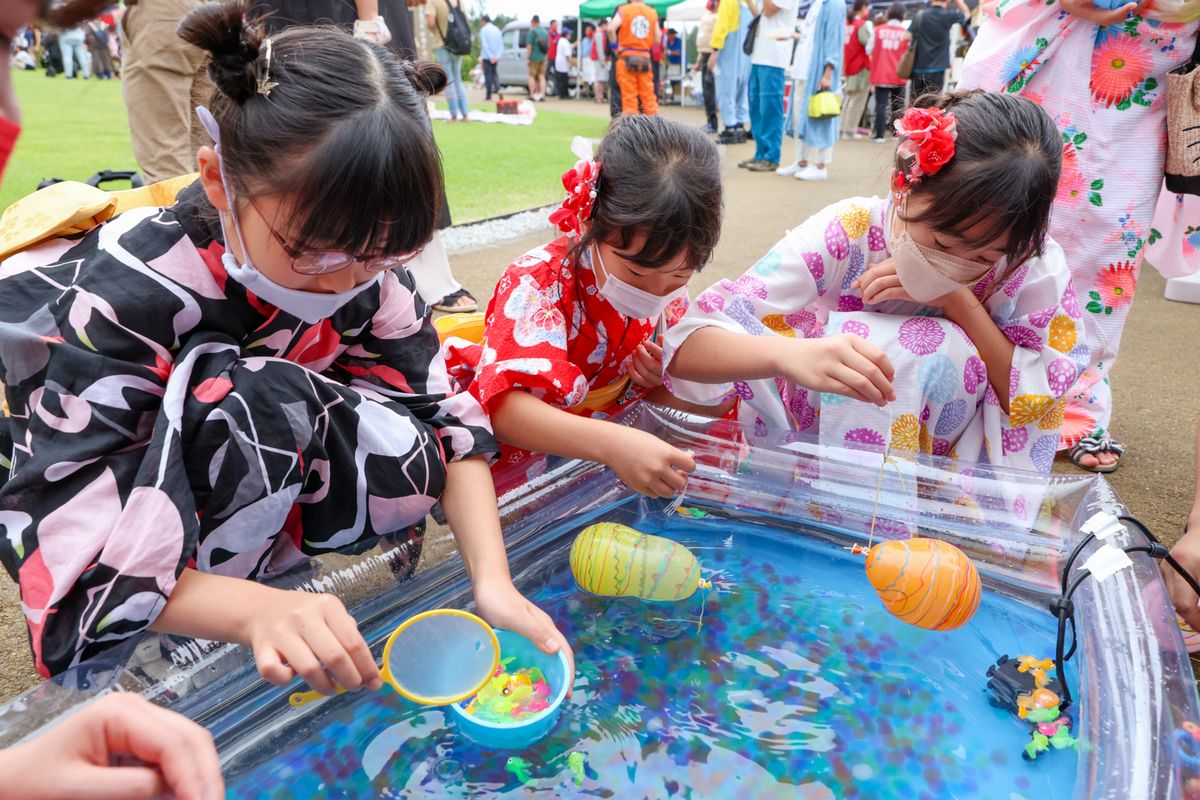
441, 0, 472, 56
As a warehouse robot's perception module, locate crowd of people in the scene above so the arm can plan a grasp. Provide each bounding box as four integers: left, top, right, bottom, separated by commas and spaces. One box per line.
0, 0, 1197, 795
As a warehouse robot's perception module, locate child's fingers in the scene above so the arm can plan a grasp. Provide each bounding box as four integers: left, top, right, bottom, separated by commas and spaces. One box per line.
253, 643, 296, 686
301, 623, 365, 692
851, 337, 896, 382
842, 348, 895, 402
668, 447, 696, 474
326, 607, 383, 691
642, 341, 663, 360
832, 364, 886, 405
280, 636, 337, 695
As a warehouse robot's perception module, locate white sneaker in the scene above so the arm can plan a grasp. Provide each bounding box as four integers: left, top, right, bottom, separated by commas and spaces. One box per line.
775, 162, 802, 176
872, 137, 886, 144
1165, 272, 1200, 304
795, 165, 828, 181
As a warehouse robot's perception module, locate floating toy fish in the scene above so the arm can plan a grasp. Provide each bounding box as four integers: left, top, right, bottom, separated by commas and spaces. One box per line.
505, 756, 533, 785
465, 658, 552, 723
854, 537, 981, 631
676, 507, 708, 519
567, 751, 588, 787
570, 523, 711, 602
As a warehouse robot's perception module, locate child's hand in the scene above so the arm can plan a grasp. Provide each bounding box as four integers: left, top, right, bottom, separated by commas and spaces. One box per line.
245, 588, 383, 696
781, 335, 896, 406
1059, 0, 1147, 26
1164, 525, 1200, 632
603, 426, 695, 497
852, 257, 971, 310
473, 577, 576, 695
626, 340, 665, 389
0, 693, 224, 800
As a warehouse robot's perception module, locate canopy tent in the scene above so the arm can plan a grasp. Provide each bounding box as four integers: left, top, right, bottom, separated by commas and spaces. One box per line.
665, 0, 705, 22
578, 0, 685, 18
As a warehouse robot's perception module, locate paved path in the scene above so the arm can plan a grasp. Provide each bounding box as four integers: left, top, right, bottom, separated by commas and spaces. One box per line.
0, 100, 1195, 703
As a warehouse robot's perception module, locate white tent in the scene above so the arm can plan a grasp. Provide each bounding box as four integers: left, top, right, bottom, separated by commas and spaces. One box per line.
665, 0, 706, 22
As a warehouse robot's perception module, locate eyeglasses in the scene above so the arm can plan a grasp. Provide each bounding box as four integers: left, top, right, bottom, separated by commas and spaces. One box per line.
245, 197, 423, 276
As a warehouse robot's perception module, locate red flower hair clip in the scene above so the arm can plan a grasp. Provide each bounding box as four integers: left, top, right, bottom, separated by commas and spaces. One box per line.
894, 106, 958, 189
548, 137, 601, 236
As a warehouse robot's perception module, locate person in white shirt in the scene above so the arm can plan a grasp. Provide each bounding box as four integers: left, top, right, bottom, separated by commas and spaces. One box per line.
555, 31, 574, 99
741, 0, 801, 171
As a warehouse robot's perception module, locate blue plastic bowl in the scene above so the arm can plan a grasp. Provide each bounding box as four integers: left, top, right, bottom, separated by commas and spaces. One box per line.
447, 629, 569, 749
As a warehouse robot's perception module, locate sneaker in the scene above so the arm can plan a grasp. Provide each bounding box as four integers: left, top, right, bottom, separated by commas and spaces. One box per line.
856, 127, 871, 137
737, 158, 759, 168
775, 162, 802, 176
701, 123, 718, 134
872, 137, 886, 144
795, 165, 828, 181
716, 128, 743, 145
745, 129, 754, 141
747, 160, 779, 172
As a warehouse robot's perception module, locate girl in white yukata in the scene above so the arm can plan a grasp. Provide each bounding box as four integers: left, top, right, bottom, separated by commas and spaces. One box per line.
666, 91, 1087, 476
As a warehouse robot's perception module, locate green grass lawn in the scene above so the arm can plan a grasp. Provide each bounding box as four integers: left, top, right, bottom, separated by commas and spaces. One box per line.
3, 69, 609, 223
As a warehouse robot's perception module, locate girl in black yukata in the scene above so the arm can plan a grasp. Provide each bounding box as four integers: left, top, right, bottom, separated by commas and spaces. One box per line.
0, 0, 571, 697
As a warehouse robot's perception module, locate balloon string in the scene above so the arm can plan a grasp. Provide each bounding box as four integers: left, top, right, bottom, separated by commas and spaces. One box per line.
864, 404, 909, 551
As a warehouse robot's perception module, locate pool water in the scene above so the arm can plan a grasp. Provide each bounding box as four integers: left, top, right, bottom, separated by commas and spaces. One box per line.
223, 510, 1077, 799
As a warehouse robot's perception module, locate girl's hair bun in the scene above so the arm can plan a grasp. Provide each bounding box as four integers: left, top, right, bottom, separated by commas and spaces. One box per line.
177, 0, 264, 104
400, 59, 448, 97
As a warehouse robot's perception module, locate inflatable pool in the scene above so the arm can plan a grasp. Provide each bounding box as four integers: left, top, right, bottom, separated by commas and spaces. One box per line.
1, 406, 1196, 798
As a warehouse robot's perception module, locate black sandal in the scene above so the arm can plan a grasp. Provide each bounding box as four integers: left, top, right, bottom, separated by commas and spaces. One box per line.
1068, 434, 1125, 474
432, 288, 478, 314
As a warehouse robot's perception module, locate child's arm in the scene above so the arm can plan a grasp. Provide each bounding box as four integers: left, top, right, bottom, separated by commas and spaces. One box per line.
668, 327, 895, 406
491, 388, 695, 498
149, 569, 383, 695
1165, 418, 1200, 630
440, 456, 574, 681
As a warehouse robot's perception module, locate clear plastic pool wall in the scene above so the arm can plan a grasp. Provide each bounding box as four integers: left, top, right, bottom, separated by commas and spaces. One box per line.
0, 405, 1196, 799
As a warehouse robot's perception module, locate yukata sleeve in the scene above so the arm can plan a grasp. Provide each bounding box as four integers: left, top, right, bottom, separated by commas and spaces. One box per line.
987, 238, 1088, 430
0, 234, 200, 677
664, 202, 861, 403
470, 266, 589, 411
331, 268, 496, 463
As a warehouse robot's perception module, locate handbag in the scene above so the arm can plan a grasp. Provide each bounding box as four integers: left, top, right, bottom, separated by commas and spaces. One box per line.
808, 90, 842, 119
742, 13, 761, 56
896, 10, 924, 81
1165, 33, 1200, 196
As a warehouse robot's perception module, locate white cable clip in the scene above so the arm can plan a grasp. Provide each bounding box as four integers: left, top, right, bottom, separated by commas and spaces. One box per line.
1080, 511, 1126, 542
1082, 543, 1134, 583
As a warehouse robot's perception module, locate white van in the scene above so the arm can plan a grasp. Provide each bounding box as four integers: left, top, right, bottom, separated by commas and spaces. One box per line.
496, 18, 580, 93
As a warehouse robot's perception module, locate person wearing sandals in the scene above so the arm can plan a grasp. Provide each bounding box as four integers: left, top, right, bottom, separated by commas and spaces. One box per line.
955, 0, 1200, 473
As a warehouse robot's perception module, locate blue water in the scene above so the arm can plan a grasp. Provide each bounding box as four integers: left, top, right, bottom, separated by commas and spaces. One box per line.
222, 510, 1077, 799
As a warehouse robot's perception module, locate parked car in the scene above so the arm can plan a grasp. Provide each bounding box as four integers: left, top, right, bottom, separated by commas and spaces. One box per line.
496, 18, 581, 94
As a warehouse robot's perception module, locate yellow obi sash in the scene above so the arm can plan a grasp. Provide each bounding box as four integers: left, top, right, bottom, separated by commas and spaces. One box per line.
0, 173, 198, 261
434, 312, 631, 414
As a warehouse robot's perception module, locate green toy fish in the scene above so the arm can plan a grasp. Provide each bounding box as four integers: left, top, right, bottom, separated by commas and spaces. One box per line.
505, 756, 533, 785
567, 752, 587, 787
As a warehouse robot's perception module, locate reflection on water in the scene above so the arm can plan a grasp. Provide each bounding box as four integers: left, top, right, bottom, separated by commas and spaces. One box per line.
224, 512, 1076, 799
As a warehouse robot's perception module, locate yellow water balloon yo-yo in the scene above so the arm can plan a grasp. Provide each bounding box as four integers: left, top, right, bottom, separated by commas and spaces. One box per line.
289, 608, 500, 708
570, 522, 709, 602
861, 537, 982, 631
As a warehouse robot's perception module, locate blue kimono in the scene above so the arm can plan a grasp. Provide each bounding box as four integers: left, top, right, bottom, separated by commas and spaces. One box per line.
793, 0, 846, 151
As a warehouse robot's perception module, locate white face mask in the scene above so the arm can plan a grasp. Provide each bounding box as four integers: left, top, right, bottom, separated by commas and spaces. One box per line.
890, 205, 994, 304
592, 246, 687, 321
196, 106, 382, 324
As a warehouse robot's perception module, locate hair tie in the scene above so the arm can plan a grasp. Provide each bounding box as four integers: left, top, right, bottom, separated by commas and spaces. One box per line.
894, 107, 957, 191
548, 136, 601, 236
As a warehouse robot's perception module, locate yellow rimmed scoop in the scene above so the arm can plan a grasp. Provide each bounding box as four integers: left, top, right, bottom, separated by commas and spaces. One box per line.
288, 609, 500, 708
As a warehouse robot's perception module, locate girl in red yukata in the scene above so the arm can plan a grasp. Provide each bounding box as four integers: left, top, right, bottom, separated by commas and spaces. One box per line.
444, 115, 894, 498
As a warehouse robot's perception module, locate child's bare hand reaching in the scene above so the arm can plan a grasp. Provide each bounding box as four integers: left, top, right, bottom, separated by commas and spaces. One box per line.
626, 339, 665, 389
782, 335, 896, 407
246, 589, 383, 696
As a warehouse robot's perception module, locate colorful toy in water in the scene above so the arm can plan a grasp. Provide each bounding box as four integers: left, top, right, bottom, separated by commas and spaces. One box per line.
505, 756, 533, 785
986, 654, 1077, 761
570, 523, 711, 602
464, 658, 552, 723
1176, 721, 1200, 782
675, 506, 708, 519
851, 537, 981, 631
567, 751, 588, 787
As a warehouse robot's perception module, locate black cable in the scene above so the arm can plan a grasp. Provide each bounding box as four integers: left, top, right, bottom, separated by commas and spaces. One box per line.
1059, 532, 1097, 596
1121, 514, 1200, 600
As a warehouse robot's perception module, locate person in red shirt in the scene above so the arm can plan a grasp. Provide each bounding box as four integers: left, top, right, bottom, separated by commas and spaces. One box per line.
840, 0, 872, 139
868, 2, 911, 142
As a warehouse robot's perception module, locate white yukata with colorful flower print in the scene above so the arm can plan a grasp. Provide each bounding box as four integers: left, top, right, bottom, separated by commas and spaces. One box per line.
663, 196, 1088, 475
